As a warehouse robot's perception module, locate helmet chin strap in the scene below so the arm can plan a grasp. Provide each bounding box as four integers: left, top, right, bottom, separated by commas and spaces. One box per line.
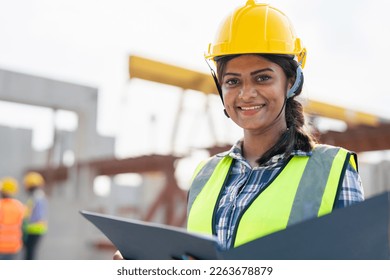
205, 58, 230, 118
205, 58, 224, 103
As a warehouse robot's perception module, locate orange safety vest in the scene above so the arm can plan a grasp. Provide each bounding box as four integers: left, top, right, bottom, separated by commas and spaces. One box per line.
0, 198, 26, 254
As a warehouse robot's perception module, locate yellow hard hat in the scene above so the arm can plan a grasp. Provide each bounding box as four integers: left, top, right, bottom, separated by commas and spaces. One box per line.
24, 172, 45, 189
0, 177, 19, 196
205, 0, 307, 68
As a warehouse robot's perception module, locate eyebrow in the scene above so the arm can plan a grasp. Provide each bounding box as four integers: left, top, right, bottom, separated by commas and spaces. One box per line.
223, 67, 274, 78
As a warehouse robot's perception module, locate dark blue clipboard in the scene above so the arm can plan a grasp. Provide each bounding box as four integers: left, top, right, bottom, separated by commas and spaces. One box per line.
80, 210, 222, 260
81, 191, 390, 260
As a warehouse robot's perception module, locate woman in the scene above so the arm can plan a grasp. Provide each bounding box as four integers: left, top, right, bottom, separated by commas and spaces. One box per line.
186, 1, 364, 250
113, 1, 364, 259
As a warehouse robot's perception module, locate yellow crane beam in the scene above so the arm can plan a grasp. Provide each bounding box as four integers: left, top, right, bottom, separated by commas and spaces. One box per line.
304, 99, 380, 126
129, 55, 216, 94
129, 55, 384, 126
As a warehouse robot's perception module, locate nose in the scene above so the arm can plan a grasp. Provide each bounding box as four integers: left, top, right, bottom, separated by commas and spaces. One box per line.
239, 83, 258, 100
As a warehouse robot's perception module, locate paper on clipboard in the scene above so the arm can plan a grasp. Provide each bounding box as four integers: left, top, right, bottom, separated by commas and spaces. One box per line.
80, 210, 223, 260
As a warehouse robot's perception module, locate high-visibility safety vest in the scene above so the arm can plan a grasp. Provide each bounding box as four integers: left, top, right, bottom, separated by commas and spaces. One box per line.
0, 198, 26, 253
187, 144, 355, 248
25, 196, 48, 235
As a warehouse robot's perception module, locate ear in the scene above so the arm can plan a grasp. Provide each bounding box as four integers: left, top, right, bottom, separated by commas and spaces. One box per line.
285, 77, 294, 98
287, 77, 295, 91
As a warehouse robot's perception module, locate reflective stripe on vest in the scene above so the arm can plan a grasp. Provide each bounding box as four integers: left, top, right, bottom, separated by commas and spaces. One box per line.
26, 221, 48, 235
187, 145, 351, 248
187, 156, 233, 235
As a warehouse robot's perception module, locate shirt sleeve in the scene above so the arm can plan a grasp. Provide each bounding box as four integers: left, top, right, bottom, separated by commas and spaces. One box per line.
29, 198, 48, 223
334, 162, 365, 209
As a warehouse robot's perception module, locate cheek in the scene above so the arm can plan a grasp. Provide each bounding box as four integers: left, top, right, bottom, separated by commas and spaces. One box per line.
222, 90, 233, 106
270, 83, 288, 102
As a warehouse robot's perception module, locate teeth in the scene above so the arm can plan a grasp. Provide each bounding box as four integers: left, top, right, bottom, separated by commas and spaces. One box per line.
240, 105, 263, 110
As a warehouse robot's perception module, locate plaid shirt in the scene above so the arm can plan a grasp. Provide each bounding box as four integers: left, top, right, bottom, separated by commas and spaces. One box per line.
214, 140, 365, 250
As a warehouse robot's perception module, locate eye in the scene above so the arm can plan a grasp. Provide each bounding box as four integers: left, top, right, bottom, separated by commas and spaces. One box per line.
256, 75, 271, 82
224, 78, 240, 87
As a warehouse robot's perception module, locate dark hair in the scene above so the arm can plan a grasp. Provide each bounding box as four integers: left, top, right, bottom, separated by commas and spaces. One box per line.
216, 54, 318, 165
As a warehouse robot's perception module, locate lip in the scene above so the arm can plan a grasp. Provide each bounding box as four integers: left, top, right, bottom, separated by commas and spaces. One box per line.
239, 105, 264, 110
237, 104, 265, 115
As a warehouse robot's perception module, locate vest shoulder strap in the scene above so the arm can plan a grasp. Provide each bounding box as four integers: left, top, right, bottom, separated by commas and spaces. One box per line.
287, 144, 350, 224
187, 156, 223, 215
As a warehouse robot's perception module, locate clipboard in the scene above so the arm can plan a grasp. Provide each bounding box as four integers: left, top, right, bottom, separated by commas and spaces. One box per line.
80, 210, 222, 260
81, 191, 390, 260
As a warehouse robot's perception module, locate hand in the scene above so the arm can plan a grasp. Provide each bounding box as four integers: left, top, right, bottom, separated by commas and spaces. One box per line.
113, 250, 124, 260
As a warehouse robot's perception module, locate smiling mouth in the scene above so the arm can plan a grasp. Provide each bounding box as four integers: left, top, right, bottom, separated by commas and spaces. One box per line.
239, 105, 265, 111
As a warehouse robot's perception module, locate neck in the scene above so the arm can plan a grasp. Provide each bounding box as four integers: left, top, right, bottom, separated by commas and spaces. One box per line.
242, 123, 286, 167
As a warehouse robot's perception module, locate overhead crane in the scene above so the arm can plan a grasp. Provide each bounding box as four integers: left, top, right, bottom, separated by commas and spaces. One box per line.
128, 55, 386, 128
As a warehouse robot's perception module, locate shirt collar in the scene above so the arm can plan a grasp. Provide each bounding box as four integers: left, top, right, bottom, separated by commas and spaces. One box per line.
216, 139, 312, 166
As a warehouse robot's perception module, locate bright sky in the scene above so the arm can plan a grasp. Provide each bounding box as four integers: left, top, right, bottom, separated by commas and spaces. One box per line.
0, 0, 389, 159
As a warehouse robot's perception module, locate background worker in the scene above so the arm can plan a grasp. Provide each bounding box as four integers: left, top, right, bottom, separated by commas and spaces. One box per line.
23, 171, 48, 260
0, 177, 26, 260
186, 0, 364, 251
